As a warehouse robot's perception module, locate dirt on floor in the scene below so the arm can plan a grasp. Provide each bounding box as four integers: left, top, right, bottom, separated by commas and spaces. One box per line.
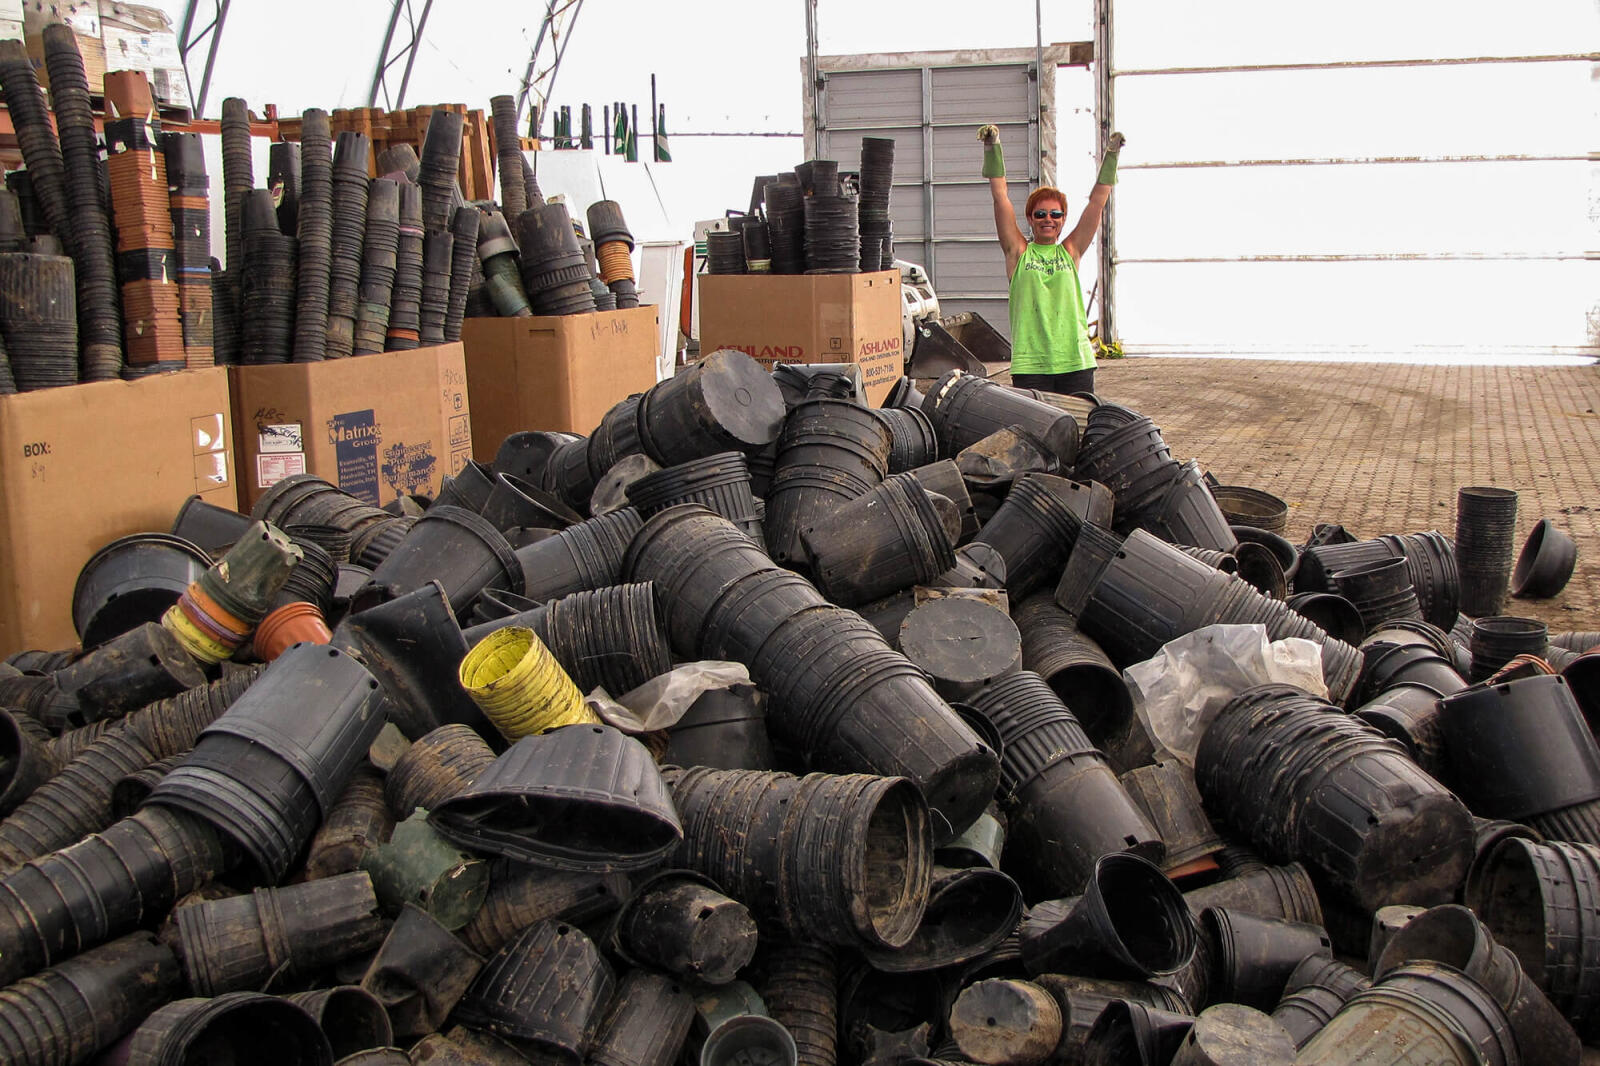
1002, 357, 1600, 634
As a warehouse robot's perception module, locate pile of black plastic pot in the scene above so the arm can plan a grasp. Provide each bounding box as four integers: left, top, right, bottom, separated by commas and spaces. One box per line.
0, 28, 132, 389
4, 354, 1600, 1065
706, 144, 896, 278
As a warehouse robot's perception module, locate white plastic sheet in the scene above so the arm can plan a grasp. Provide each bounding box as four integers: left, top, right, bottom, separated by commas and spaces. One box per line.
1124, 623, 1328, 766
586, 660, 752, 734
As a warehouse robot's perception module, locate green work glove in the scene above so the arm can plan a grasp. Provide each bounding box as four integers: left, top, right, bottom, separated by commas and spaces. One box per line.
978, 124, 1005, 178
1097, 131, 1125, 185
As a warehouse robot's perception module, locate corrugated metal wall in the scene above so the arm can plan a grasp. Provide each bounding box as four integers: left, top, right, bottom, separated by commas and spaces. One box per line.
817, 60, 1041, 335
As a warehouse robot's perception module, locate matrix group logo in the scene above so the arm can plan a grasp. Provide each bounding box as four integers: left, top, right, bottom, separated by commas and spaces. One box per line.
327, 409, 382, 505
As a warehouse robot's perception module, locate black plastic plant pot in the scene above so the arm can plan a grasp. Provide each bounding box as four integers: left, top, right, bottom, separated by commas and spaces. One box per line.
1138, 460, 1238, 555
146, 642, 386, 881
493, 430, 583, 485
753, 620, 1000, 843
1195, 685, 1474, 912
620, 453, 764, 533
1232, 525, 1300, 584
588, 453, 661, 518
430, 724, 681, 872
1031, 973, 1193, 1064
1120, 761, 1226, 877
897, 596, 1022, 702
924, 371, 1081, 464
1355, 639, 1467, 705
875, 405, 940, 473
0, 931, 181, 1066
124, 992, 334, 1066
1169, 1003, 1297, 1065
663, 683, 776, 771
1369, 902, 1581, 1065
305, 766, 392, 881
342, 580, 489, 741
638, 348, 787, 466
355, 505, 523, 615
763, 398, 893, 566
801, 472, 958, 606
586, 971, 696, 1066
1455, 485, 1519, 618
908, 459, 982, 543
386, 723, 496, 820
460, 863, 629, 960
611, 869, 759, 985
539, 582, 672, 696
0, 725, 161, 871
948, 978, 1062, 1065
757, 940, 837, 1066
1019, 853, 1197, 979
52, 621, 207, 723
173, 871, 387, 995
1285, 591, 1366, 647
1083, 1000, 1196, 1066
970, 671, 1164, 894
1467, 615, 1549, 682
514, 509, 643, 604
623, 504, 779, 652
971, 474, 1098, 599
665, 766, 933, 951
0, 709, 55, 816
361, 903, 485, 1042
170, 494, 255, 555
1212, 485, 1288, 534
0, 805, 225, 989
540, 435, 599, 512
481, 471, 583, 533
1180, 862, 1325, 928
701, 1016, 798, 1066
860, 865, 1023, 973
1233, 542, 1287, 600
1511, 518, 1576, 598
1440, 674, 1600, 825
71, 533, 212, 649
453, 920, 615, 1063
1199, 908, 1332, 1011
1353, 683, 1449, 778
1013, 595, 1148, 772
1331, 556, 1423, 635
1296, 964, 1516, 1066
1067, 529, 1233, 667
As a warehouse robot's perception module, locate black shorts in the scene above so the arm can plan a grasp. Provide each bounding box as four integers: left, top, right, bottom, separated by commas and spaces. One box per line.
1011, 368, 1096, 397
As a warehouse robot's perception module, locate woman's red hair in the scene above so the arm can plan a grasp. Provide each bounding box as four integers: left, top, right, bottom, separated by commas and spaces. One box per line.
1024, 186, 1067, 217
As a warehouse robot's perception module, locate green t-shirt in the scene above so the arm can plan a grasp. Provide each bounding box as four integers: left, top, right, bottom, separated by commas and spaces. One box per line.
1008, 241, 1095, 375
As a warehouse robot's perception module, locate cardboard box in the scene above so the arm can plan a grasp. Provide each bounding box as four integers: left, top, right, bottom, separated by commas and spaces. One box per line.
23, 2, 106, 94
698, 270, 904, 406
0, 368, 234, 656
99, 1, 189, 109
462, 306, 661, 459
229, 343, 471, 513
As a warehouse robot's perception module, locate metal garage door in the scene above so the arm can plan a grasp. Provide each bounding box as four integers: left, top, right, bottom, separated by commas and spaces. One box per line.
815, 58, 1043, 337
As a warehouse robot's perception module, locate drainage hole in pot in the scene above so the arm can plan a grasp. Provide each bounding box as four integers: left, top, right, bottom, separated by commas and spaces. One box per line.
698, 908, 714, 921
987, 1017, 997, 1027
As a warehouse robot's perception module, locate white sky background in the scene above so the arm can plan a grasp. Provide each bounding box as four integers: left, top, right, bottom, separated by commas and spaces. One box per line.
154, 0, 1598, 357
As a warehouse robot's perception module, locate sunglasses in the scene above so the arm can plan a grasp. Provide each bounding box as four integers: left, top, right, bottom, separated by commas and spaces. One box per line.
1032, 209, 1065, 220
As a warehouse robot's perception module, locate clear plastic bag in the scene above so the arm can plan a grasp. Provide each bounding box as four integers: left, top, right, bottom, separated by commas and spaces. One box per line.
1124, 623, 1328, 766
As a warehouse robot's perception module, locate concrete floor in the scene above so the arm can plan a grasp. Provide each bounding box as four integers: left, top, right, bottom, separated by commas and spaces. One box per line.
1020, 357, 1600, 633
